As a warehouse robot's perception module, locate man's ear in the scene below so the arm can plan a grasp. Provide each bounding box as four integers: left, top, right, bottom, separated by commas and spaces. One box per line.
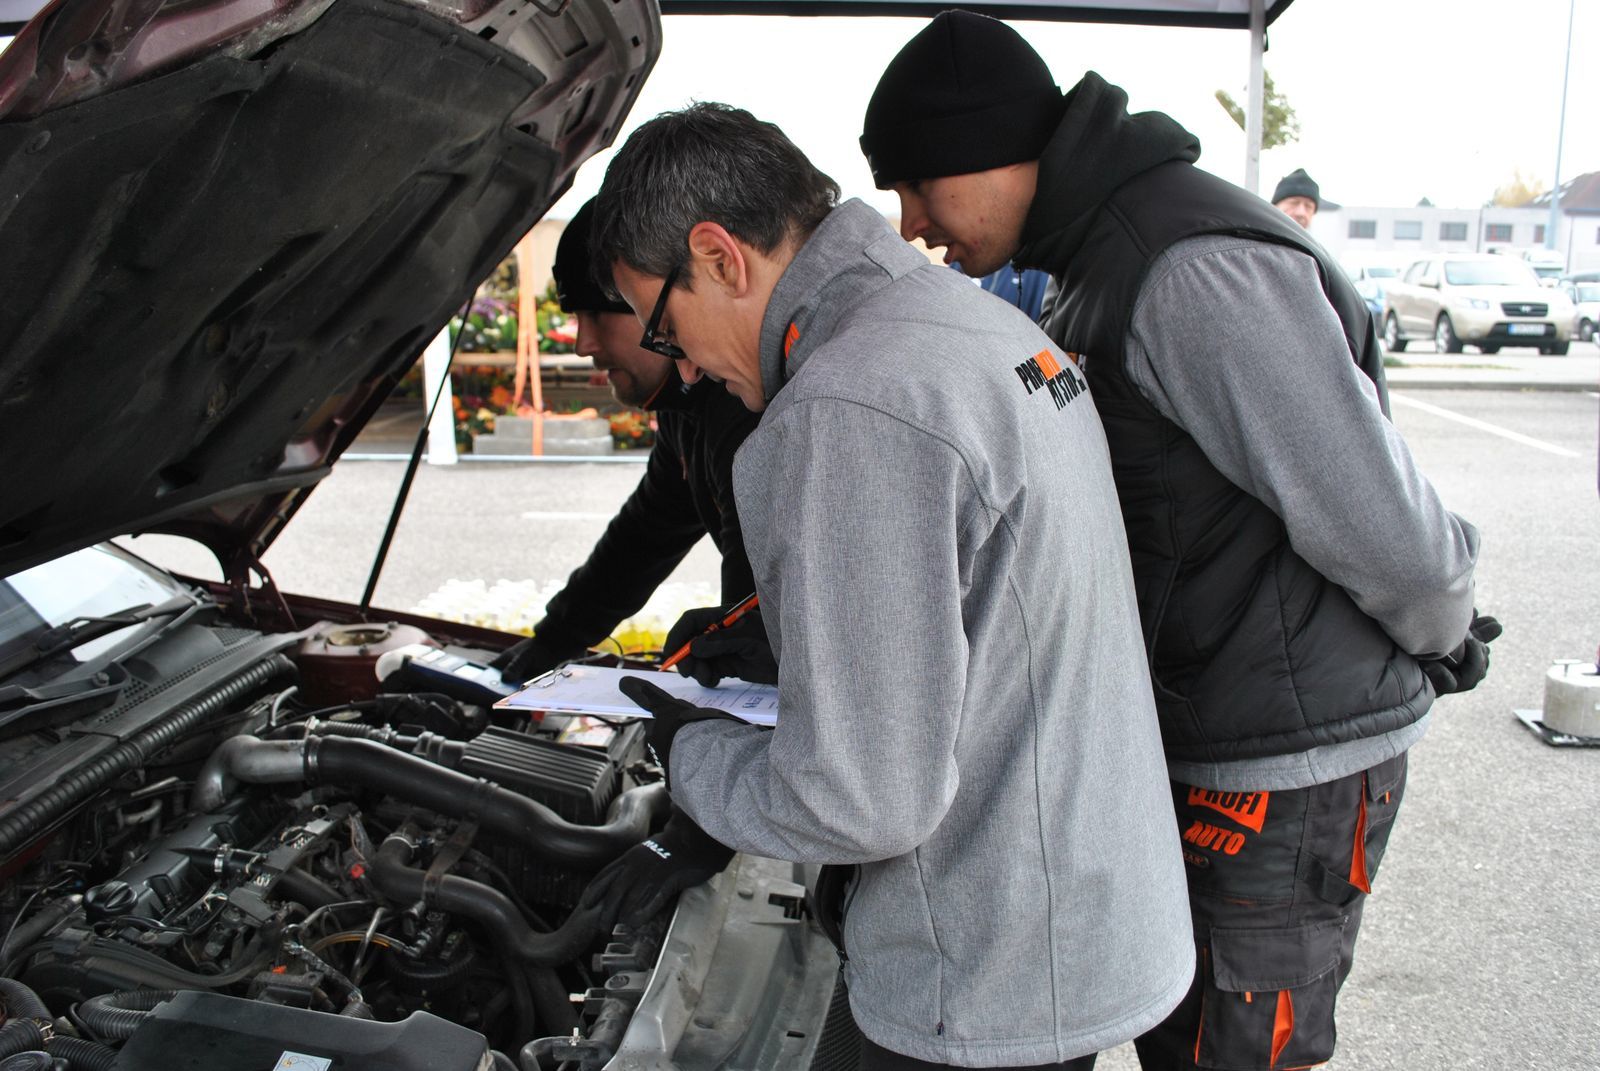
686, 222, 749, 296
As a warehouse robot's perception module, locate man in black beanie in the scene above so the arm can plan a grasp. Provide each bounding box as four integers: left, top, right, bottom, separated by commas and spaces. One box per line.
1270, 167, 1332, 229
865, 11, 1497, 1071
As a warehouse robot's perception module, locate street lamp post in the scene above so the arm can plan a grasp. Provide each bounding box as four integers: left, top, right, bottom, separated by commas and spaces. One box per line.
1547, 0, 1575, 251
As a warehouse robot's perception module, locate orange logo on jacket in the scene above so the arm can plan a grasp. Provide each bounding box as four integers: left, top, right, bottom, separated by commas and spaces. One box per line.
1186, 788, 1270, 833
1014, 349, 1087, 410
784, 322, 800, 360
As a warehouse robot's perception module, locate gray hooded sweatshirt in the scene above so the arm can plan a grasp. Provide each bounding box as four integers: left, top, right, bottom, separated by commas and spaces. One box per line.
669, 199, 1193, 1065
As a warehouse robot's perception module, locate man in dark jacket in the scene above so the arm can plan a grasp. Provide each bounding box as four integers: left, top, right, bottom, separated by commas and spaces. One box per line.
494, 197, 763, 935
863, 12, 1498, 1070
491, 197, 760, 683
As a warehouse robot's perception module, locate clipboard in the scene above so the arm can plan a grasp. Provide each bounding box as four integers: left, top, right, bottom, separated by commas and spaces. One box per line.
496, 664, 779, 727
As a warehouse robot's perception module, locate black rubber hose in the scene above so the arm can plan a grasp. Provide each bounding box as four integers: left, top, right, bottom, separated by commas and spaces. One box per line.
0, 656, 297, 861
525, 967, 578, 1038
76, 989, 178, 1040
492, 1051, 518, 1071
309, 737, 668, 871
0, 1022, 46, 1062
0, 899, 79, 969
272, 867, 342, 910
201, 735, 667, 870
369, 837, 601, 966
46, 1036, 118, 1071
72, 924, 279, 990
0, 1051, 53, 1071
0, 978, 49, 1021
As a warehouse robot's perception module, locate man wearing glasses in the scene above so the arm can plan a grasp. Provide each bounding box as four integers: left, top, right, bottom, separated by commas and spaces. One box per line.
591, 102, 1192, 1069
492, 196, 760, 688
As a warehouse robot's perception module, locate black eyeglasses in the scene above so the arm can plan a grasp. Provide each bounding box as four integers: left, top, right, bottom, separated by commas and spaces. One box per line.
640, 265, 686, 360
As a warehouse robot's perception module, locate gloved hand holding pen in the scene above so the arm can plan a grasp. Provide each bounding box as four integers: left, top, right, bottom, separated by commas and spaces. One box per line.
661, 600, 777, 688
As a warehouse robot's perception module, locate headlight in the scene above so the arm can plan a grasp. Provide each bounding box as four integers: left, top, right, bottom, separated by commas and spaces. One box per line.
1466, 298, 1491, 310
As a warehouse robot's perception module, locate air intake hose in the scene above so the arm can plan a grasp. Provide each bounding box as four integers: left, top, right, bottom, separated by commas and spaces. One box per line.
369, 833, 601, 966
194, 735, 668, 870
75, 989, 178, 1040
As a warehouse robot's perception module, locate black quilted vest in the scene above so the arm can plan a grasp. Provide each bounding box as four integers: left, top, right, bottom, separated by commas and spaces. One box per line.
1022, 160, 1428, 763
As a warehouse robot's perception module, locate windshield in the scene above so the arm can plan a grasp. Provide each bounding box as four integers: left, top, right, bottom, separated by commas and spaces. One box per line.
1366, 266, 1399, 279
1, 544, 187, 669
1444, 260, 1539, 286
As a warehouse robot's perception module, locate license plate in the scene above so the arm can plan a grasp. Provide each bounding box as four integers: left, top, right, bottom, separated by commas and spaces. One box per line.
1509, 323, 1546, 336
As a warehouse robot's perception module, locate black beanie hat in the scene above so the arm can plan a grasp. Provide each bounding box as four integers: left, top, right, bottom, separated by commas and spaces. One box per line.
1271, 168, 1339, 210
554, 197, 632, 315
861, 10, 1064, 190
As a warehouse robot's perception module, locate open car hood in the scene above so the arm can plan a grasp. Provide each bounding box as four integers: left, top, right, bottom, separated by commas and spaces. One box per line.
0, 0, 658, 578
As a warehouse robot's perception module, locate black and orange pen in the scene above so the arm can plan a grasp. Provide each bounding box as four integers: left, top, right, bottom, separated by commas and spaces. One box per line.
659, 593, 760, 671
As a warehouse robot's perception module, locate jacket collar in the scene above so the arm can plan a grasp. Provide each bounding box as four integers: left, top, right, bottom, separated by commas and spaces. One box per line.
1014, 71, 1201, 272
757, 198, 927, 404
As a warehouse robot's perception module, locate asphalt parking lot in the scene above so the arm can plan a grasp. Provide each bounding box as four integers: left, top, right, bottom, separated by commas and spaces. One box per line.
123, 376, 1600, 1070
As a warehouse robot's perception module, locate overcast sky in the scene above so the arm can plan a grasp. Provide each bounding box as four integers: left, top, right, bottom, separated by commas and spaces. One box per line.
552, 0, 1597, 219
0, 1, 1589, 216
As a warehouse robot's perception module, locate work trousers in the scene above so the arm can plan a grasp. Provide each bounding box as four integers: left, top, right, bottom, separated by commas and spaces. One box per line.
858, 1032, 1096, 1071
1133, 753, 1408, 1070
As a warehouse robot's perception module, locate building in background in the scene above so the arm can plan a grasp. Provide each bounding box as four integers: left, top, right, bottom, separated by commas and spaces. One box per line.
1307, 170, 1600, 273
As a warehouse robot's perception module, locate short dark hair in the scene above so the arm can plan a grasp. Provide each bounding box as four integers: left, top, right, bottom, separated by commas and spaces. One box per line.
591, 102, 840, 293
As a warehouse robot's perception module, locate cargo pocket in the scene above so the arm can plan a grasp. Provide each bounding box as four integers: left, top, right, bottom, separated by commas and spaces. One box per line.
1195, 919, 1347, 1070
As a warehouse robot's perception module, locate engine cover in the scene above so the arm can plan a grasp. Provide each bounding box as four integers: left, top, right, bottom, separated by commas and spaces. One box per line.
112, 991, 491, 1071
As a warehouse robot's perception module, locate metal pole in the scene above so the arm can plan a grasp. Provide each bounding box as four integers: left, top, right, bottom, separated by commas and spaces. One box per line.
1548, 0, 1575, 251
1244, 0, 1265, 194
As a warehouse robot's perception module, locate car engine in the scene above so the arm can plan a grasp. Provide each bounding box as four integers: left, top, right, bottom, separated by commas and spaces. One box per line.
0, 611, 719, 1071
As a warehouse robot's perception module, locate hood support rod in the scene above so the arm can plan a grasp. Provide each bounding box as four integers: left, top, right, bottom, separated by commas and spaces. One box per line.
359, 298, 472, 616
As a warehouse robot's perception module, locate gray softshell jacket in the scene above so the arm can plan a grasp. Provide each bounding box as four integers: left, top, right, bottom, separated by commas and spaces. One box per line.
671, 200, 1193, 1065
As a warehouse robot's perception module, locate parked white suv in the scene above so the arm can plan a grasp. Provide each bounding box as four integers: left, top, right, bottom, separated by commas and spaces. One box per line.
1383, 254, 1575, 355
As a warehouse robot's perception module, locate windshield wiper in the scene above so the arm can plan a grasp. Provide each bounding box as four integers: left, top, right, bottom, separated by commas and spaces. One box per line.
0, 595, 196, 681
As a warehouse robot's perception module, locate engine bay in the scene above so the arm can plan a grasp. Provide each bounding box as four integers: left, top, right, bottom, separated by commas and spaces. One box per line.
0, 591, 845, 1071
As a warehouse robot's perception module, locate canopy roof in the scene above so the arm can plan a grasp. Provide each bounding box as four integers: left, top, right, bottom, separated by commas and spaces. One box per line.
657, 0, 1296, 28
4, 0, 1295, 43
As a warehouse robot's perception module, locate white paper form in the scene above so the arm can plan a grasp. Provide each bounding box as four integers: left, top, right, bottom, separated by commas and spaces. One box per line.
495, 664, 779, 727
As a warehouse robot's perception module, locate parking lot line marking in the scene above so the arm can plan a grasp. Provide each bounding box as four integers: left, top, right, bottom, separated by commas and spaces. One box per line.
1390, 394, 1582, 458
520, 511, 617, 521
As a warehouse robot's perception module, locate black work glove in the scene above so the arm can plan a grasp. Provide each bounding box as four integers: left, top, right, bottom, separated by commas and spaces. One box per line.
577, 809, 736, 932
1420, 612, 1503, 696
663, 605, 778, 688
618, 676, 742, 789
489, 633, 578, 685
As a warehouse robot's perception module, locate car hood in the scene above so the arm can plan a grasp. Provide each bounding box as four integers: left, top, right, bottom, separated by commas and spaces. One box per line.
1447, 284, 1559, 304
0, 0, 657, 579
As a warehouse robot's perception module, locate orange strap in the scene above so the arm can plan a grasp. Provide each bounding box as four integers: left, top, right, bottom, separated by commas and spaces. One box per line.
1271, 989, 1295, 1066
1349, 774, 1372, 894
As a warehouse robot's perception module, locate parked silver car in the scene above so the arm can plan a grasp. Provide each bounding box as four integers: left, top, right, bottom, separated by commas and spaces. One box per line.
1562, 282, 1600, 342
1383, 254, 1575, 355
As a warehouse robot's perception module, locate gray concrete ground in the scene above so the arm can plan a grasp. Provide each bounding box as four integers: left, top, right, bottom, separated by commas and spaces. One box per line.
121, 381, 1600, 1070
